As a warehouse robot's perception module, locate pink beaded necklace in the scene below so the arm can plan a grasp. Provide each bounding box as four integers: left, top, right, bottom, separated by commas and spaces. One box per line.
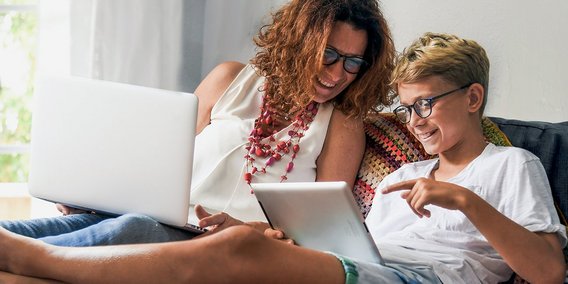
243, 95, 319, 190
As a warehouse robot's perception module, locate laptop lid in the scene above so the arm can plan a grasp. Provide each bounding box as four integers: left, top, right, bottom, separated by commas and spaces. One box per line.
28, 76, 197, 227
251, 181, 384, 264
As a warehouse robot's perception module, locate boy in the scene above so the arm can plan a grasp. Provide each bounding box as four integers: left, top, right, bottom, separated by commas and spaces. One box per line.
365, 32, 566, 283
0, 33, 565, 284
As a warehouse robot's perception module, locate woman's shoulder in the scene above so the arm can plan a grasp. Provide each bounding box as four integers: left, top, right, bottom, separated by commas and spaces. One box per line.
197, 61, 247, 93
211, 61, 248, 78
194, 61, 247, 107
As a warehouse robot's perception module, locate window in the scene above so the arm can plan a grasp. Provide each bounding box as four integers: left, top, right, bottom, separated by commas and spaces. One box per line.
0, 0, 38, 182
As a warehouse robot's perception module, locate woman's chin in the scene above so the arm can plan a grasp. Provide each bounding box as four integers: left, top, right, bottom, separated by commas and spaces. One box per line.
312, 90, 339, 103
312, 96, 329, 103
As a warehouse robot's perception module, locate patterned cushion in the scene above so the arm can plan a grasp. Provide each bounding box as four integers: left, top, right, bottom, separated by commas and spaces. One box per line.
353, 113, 511, 217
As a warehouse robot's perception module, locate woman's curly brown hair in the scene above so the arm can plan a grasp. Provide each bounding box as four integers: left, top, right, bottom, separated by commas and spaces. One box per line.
251, 0, 395, 119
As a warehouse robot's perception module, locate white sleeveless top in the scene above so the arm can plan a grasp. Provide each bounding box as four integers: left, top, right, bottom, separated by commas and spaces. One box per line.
190, 64, 334, 223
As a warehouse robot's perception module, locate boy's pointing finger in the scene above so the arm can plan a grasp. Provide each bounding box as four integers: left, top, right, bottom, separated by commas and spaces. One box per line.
381, 179, 417, 194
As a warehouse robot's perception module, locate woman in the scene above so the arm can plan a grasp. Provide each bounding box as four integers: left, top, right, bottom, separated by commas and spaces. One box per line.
1, 0, 394, 247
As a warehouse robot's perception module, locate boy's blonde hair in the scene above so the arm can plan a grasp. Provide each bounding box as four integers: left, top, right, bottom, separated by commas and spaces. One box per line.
391, 32, 490, 115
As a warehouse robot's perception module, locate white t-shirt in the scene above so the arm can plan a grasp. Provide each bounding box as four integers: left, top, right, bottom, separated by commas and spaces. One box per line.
365, 143, 567, 283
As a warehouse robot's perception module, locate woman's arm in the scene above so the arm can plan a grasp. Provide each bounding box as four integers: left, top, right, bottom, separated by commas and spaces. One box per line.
315, 110, 365, 186
194, 61, 245, 135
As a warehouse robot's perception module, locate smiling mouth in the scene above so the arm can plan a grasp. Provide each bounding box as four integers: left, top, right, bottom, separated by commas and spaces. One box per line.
317, 76, 336, 88
416, 130, 437, 140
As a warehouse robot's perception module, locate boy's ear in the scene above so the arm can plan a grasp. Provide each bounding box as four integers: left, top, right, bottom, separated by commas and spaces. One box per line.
467, 83, 484, 113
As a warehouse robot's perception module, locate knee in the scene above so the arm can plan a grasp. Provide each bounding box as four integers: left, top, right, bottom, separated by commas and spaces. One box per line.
175, 226, 267, 282
214, 225, 266, 253
115, 213, 160, 230
226, 225, 264, 242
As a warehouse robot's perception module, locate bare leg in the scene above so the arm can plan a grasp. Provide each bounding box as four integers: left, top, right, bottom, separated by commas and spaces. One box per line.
0, 271, 63, 284
0, 226, 344, 284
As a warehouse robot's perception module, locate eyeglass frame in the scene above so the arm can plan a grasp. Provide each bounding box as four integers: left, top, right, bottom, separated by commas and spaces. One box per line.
393, 82, 474, 124
322, 46, 368, 74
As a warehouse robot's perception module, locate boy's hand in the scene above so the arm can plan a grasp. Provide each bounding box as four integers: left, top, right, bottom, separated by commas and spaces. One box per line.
264, 228, 295, 245
381, 178, 469, 218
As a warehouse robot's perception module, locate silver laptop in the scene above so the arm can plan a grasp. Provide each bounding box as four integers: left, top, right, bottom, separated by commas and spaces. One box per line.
28, 76, 204, 233
252, 181, 384, 264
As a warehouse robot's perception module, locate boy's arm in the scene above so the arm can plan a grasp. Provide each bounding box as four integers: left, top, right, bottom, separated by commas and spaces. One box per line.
461, 193, 565, 284
383, 179, 566, 284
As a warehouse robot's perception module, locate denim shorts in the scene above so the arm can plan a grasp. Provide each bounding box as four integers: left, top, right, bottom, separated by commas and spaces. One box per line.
329, 253, 442, 284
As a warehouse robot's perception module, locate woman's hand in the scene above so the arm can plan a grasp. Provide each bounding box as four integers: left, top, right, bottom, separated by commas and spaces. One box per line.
194, 205, 274, 239
55, 204, 89, 216
195, 204, 244, 235
264, 228, 295, 245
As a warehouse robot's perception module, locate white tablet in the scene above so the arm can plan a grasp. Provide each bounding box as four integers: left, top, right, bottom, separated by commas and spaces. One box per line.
252, 181, 384, 264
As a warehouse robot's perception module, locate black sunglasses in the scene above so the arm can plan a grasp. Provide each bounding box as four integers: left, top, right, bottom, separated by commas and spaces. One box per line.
393, 83, 474, 124
323, 47, 368, 74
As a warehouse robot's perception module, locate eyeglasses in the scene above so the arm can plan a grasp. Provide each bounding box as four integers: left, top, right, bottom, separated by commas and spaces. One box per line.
323, 46, 368, 74
393, 83, 474, 124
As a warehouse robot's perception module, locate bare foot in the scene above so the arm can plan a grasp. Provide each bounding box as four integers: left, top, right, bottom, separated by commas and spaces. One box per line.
0, 227, 49, 276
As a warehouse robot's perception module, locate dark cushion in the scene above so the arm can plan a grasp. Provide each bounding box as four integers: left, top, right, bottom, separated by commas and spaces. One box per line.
489, 117, 568, 223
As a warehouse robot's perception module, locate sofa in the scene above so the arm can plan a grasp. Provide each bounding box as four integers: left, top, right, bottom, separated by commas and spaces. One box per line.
489, 117, 568, 223
353, 114, 568, 283
0, 115, 564, 283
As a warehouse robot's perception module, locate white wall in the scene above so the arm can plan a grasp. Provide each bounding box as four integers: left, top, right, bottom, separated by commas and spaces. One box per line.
200, 0, 568, 122
380, 0, 568, 122
64, 1, 567, 122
